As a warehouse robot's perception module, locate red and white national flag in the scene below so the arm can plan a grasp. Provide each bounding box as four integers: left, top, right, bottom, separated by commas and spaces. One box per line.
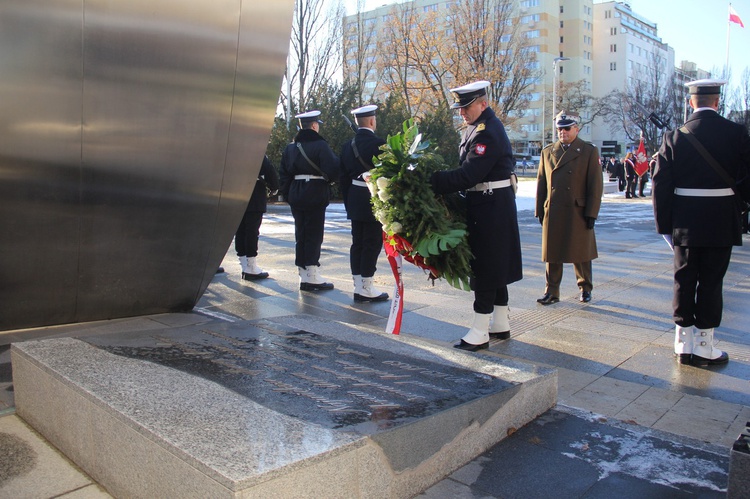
634, 137, 649, 177
730, 5, 744, 28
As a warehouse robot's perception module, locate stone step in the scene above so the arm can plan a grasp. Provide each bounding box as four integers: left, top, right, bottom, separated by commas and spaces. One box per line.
11, 316, 556, 498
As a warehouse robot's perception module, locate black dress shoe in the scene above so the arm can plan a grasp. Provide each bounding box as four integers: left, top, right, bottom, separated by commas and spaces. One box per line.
453, 339, 489, 351
690, 351, 729, 367
300, 281, 334, 291
675, 353, 692, 365
489, 331, 510, 340
537, 293, 559, 305
215, 267, 225, 274
354, 292, 389, 302
242, 271, 269, 281
580, 291, 591, 302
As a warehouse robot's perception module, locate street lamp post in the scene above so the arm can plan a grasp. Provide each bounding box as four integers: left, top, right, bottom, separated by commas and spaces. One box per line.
551, 56, 570, 139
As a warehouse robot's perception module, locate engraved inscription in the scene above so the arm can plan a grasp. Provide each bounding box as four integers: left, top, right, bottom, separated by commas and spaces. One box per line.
90, 324, 511, 432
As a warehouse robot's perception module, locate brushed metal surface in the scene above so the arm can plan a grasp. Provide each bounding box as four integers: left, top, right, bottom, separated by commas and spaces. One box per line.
0, 0, 292, 330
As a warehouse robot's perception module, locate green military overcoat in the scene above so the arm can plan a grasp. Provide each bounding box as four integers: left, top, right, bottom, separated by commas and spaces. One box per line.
535, 137, 603, 263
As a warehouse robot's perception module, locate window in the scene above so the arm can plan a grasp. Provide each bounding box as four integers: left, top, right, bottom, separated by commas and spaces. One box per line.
610, 62, 617, 71
559, 65, 564, 74
560, 36, 564, 43
605, 10, 611, 19
423, 4, 437, 12
560, 21, 564, 28
560, 5, 564, 13
526, 30, 540, 39
610, 44, 617, 52
610, 27, 617, 35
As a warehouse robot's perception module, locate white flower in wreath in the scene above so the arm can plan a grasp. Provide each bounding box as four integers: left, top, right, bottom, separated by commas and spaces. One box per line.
389, 221, 403, 234
375, 209, 388, 225
376, 176, 390, 190
378, 189, 391, 202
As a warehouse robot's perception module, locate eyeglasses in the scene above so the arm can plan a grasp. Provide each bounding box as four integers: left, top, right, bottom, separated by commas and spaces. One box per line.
557, 126, 573, 132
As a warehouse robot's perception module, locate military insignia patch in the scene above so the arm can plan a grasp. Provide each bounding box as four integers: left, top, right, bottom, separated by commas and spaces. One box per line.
475, 144, 487, 155
476, 123, 486, 132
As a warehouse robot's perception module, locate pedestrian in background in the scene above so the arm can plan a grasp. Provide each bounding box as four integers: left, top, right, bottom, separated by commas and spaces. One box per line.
279, 110, 340, 291
430, 80, 523, 351
536, 111, 603, 305
340, 104, 389, 302
653, 78, 750, 367
235, 154, 279, 280
624, 151, 638, 198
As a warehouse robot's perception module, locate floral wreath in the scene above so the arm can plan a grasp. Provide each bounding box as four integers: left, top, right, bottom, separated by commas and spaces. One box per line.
367, 119, 473, 291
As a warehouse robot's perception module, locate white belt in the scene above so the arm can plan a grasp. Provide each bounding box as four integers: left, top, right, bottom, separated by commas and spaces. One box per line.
674, 187, 734, 197
294, 175, 325, 181
351, 179, 367, 187
467, 179, 511, 192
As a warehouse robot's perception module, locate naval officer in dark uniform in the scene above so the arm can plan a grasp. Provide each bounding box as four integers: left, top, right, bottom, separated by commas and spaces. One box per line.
279, 110, 340, 291
340, 104, 389, 302
430, 80, 523, 351
235, 154, 279, 280
653, 78, 750, 367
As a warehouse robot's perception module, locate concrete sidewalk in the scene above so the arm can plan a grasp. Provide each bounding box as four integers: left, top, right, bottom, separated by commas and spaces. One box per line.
1, 183, 748, 497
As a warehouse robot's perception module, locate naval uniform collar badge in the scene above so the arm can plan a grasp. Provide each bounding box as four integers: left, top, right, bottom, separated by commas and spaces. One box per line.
475, 123, 485, 132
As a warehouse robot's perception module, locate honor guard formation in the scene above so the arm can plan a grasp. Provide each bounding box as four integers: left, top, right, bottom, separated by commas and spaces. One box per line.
238, 77, 749, 368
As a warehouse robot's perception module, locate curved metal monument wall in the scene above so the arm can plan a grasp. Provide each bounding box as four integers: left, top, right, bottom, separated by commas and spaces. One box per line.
0, 1, 293, 330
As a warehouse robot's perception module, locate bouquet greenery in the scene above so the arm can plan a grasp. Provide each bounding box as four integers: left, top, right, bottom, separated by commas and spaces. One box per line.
368, 119, 473, 291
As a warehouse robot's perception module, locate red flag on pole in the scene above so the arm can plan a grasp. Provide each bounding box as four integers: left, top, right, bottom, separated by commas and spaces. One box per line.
634, 137, 649, 176
730, 5, 744, 27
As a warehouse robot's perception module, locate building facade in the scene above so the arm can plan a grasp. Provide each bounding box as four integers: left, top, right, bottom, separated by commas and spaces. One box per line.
591, 1, 675, 155
343, 1, 703, 160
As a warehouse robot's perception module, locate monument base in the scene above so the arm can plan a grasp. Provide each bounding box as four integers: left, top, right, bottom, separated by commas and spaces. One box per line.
11, 316, 556, 498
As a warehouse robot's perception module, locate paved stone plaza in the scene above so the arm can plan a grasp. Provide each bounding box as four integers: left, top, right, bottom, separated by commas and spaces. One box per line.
1, 179, 748, 497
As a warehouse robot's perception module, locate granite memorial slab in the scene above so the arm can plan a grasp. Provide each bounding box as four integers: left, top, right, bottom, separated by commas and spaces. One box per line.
11, 316, 556, 498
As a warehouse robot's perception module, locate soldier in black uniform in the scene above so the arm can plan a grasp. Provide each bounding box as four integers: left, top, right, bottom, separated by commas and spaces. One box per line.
235, 154, 279, 280
279, 110, 340, 291
429, 80, 523, 351
653, 78, 750, 367
340, 104, 389, 302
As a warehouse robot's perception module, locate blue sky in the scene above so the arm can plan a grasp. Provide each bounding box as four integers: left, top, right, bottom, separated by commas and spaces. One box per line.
341, 0, 750, 85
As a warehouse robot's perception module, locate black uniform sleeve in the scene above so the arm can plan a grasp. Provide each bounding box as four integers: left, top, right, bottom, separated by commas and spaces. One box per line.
261, 155, 279, 193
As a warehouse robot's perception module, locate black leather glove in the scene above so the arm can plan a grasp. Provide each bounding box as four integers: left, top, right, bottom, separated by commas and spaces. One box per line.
585, 217, 596, 230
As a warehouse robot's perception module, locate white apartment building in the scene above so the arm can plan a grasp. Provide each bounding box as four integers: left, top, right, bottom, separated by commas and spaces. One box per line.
591, 1, 675, 155
343, 0, 597, 159
344, 1, 706, 160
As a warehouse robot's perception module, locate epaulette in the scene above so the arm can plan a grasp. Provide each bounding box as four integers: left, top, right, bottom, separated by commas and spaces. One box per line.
542, 143, 554, 151
475, 122, 486, 132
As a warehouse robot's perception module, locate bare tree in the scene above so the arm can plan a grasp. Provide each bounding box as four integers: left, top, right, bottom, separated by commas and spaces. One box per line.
342, 0, 381, 105
445, 0, 540, 126
283, 0, 344, 121
557, 80, 608, 130
602, 52, 681, 153
727, 67, 750, 128
375, 0, 539, 124
378, 5, 426, 116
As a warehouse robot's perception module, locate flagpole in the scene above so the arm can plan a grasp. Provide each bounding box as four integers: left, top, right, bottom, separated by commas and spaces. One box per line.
726, 3, 732, 72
